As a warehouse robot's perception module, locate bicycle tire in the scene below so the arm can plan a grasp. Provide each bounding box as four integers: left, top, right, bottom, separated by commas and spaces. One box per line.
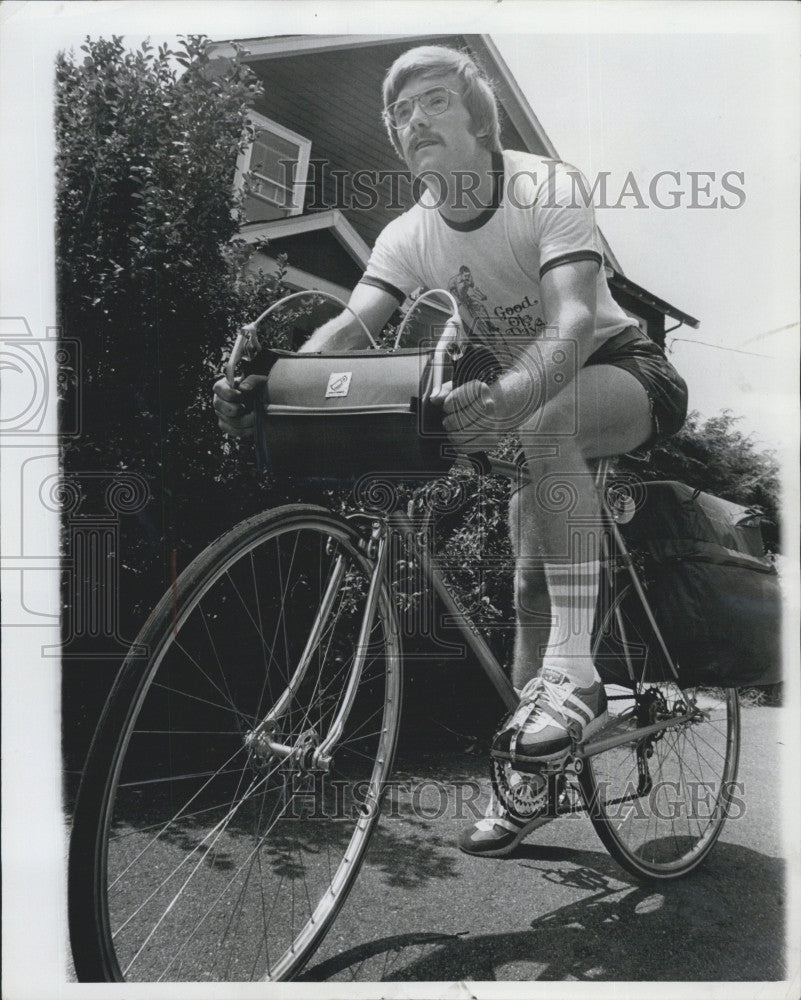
68, 504, 402, 982
580, 581, 741, 880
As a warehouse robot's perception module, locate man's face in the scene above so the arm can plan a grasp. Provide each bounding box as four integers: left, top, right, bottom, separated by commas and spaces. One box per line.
393, 73, 483, 177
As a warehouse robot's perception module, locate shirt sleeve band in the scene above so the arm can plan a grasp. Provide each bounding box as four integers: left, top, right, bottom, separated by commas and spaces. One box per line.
539, 250, 603, 280
358, 275, 407, 305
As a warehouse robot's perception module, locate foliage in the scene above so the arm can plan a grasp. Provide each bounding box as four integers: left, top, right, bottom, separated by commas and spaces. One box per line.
55, 35, 303, 624
436, 457, 515, 665
57, 35, 260, 332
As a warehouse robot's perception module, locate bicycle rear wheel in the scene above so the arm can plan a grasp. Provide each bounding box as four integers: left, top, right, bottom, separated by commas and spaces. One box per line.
69, 505, 402, 982
581, 582, 741, 880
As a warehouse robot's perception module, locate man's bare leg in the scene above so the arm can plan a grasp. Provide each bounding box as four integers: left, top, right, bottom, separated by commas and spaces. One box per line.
510, 364, 654, 690
458, 364, 654, 856
509, 442, 603, 690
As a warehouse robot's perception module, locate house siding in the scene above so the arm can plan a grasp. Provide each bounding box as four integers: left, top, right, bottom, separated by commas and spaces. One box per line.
253, 231, 364, 290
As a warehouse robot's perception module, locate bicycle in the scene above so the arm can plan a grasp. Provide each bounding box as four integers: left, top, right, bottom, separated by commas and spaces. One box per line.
68, 297, 741, 983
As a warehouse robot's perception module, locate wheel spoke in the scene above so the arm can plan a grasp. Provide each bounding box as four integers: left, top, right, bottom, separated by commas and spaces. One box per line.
582, 683, 738, 876
581, 583, 740, 877
70, 510, 401, 983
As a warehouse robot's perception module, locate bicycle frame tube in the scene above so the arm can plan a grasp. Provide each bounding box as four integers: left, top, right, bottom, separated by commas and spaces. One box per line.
389, 509, 519, 712
600, 513, 680, 681
578, 710, 696, 760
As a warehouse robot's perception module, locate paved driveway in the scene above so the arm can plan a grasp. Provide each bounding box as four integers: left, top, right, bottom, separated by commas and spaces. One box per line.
301, 704, 788, 984
63, 704, 790, 986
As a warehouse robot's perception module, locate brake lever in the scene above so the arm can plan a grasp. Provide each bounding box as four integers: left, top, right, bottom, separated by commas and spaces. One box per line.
225, 323, 261, 389
427, 317, 462, 404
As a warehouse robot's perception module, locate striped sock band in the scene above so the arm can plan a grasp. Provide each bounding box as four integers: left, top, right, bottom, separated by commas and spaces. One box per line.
541, 559, 600, 686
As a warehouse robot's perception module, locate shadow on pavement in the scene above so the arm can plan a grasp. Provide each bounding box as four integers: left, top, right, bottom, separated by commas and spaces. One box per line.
301, 840, 785, 983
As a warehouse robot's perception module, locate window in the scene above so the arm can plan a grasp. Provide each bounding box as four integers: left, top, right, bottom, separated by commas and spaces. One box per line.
235, 112, 311, 219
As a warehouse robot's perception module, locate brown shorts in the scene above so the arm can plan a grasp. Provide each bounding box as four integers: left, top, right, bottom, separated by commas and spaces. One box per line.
584, 326, 689, 446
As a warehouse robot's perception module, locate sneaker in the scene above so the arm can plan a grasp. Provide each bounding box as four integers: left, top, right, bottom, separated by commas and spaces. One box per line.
458, 782, 553, 857
492, 667, 608, 771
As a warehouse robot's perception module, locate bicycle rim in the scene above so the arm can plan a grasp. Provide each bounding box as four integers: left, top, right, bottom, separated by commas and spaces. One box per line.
582, 583, 741, 880
69, 505, 401, 982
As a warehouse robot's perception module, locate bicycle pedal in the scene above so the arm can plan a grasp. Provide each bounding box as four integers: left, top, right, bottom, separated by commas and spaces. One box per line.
554, 777, 585, 815
490, 747, 565, 776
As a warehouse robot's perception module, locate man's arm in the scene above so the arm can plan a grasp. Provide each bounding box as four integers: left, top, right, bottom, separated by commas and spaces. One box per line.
213, 282, 399, 436
442, 261, 598, 450
539, 259, 598, 364
299, 282, 399, 353
499, 259, 598, 422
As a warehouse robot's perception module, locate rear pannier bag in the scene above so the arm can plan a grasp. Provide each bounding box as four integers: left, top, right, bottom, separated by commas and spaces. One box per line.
595, 480, 781, 688
249, 345, 500, 482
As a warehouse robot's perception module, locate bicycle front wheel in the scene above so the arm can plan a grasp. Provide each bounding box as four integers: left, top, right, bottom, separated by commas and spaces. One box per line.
69, 505, 402, 982
582, 582, 741, 880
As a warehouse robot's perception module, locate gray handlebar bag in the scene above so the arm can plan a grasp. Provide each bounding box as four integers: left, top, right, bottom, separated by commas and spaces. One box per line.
249, 348, 455, 483
248, 343, 503, 484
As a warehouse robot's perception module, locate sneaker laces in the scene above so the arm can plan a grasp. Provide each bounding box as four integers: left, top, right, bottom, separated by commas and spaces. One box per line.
518, 673, 574, 716
514, 672, 596, 735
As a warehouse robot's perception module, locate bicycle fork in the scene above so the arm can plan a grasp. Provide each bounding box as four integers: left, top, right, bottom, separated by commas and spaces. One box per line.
245, 520, 390, 773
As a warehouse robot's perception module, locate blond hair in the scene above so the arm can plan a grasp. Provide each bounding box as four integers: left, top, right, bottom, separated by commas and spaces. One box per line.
382, 45, 501, 157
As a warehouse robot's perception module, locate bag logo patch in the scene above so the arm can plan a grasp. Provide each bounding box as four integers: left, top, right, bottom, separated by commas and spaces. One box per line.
325, 372, 352, 398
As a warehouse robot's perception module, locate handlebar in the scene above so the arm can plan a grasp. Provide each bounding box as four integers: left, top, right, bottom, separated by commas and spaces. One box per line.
225, 324, 260, 389
225, 289, 380, 388
225, 288, 466, 402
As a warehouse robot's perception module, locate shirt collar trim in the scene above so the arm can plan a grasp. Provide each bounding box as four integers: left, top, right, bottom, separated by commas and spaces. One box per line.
438, 150, 504, 232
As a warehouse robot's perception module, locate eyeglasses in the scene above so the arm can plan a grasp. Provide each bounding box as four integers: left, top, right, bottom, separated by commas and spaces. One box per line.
383, 86, 461, 130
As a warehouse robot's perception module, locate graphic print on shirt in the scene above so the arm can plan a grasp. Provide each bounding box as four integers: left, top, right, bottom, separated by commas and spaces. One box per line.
448, 264, 548, 352
447, 265, 501, 344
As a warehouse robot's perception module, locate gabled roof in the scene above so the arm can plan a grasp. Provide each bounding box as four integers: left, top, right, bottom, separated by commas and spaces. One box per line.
607, 270, 699, 329
239, 209, 371, 268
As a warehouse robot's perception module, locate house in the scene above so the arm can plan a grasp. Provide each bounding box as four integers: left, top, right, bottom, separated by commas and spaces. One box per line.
207, 33, 698, 345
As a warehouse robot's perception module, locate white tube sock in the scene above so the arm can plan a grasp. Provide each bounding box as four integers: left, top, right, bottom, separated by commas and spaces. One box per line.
541, 559, 601, 687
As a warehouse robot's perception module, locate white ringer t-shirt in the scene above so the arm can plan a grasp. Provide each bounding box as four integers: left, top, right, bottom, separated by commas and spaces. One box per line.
361, 150, 634, 364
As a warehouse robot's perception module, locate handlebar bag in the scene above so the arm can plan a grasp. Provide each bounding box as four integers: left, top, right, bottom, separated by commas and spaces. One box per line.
248, 347, 458, 482
594, 480, 781, 688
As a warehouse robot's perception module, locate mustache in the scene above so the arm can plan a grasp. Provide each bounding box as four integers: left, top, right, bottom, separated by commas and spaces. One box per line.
410, 133, 442, 152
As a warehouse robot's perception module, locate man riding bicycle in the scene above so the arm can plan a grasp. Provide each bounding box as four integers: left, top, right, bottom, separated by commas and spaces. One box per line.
214, 44, 688, 857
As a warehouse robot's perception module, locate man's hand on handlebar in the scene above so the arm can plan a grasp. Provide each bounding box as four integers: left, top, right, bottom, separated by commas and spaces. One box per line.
213, 374, 268, 439
442, 379, 506, 453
